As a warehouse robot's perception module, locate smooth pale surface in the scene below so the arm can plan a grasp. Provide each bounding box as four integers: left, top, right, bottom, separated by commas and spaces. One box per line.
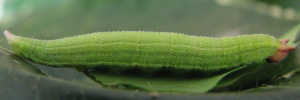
7, 31, 280, 73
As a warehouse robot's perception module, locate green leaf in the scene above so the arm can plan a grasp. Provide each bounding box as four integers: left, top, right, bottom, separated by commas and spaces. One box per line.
88, 66, 246, 93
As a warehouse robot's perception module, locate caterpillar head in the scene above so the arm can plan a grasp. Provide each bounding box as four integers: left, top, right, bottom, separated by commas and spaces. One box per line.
267, 39, 296, 63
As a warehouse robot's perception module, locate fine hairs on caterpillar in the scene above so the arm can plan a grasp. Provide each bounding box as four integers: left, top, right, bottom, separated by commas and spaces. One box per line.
3, 30, 295, 75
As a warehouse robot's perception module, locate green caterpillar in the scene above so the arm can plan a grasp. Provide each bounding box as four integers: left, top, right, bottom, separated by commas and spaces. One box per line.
3, 30, 295, 74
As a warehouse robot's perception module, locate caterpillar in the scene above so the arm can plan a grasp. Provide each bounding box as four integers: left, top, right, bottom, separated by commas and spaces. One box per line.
3, 30, 295, 74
